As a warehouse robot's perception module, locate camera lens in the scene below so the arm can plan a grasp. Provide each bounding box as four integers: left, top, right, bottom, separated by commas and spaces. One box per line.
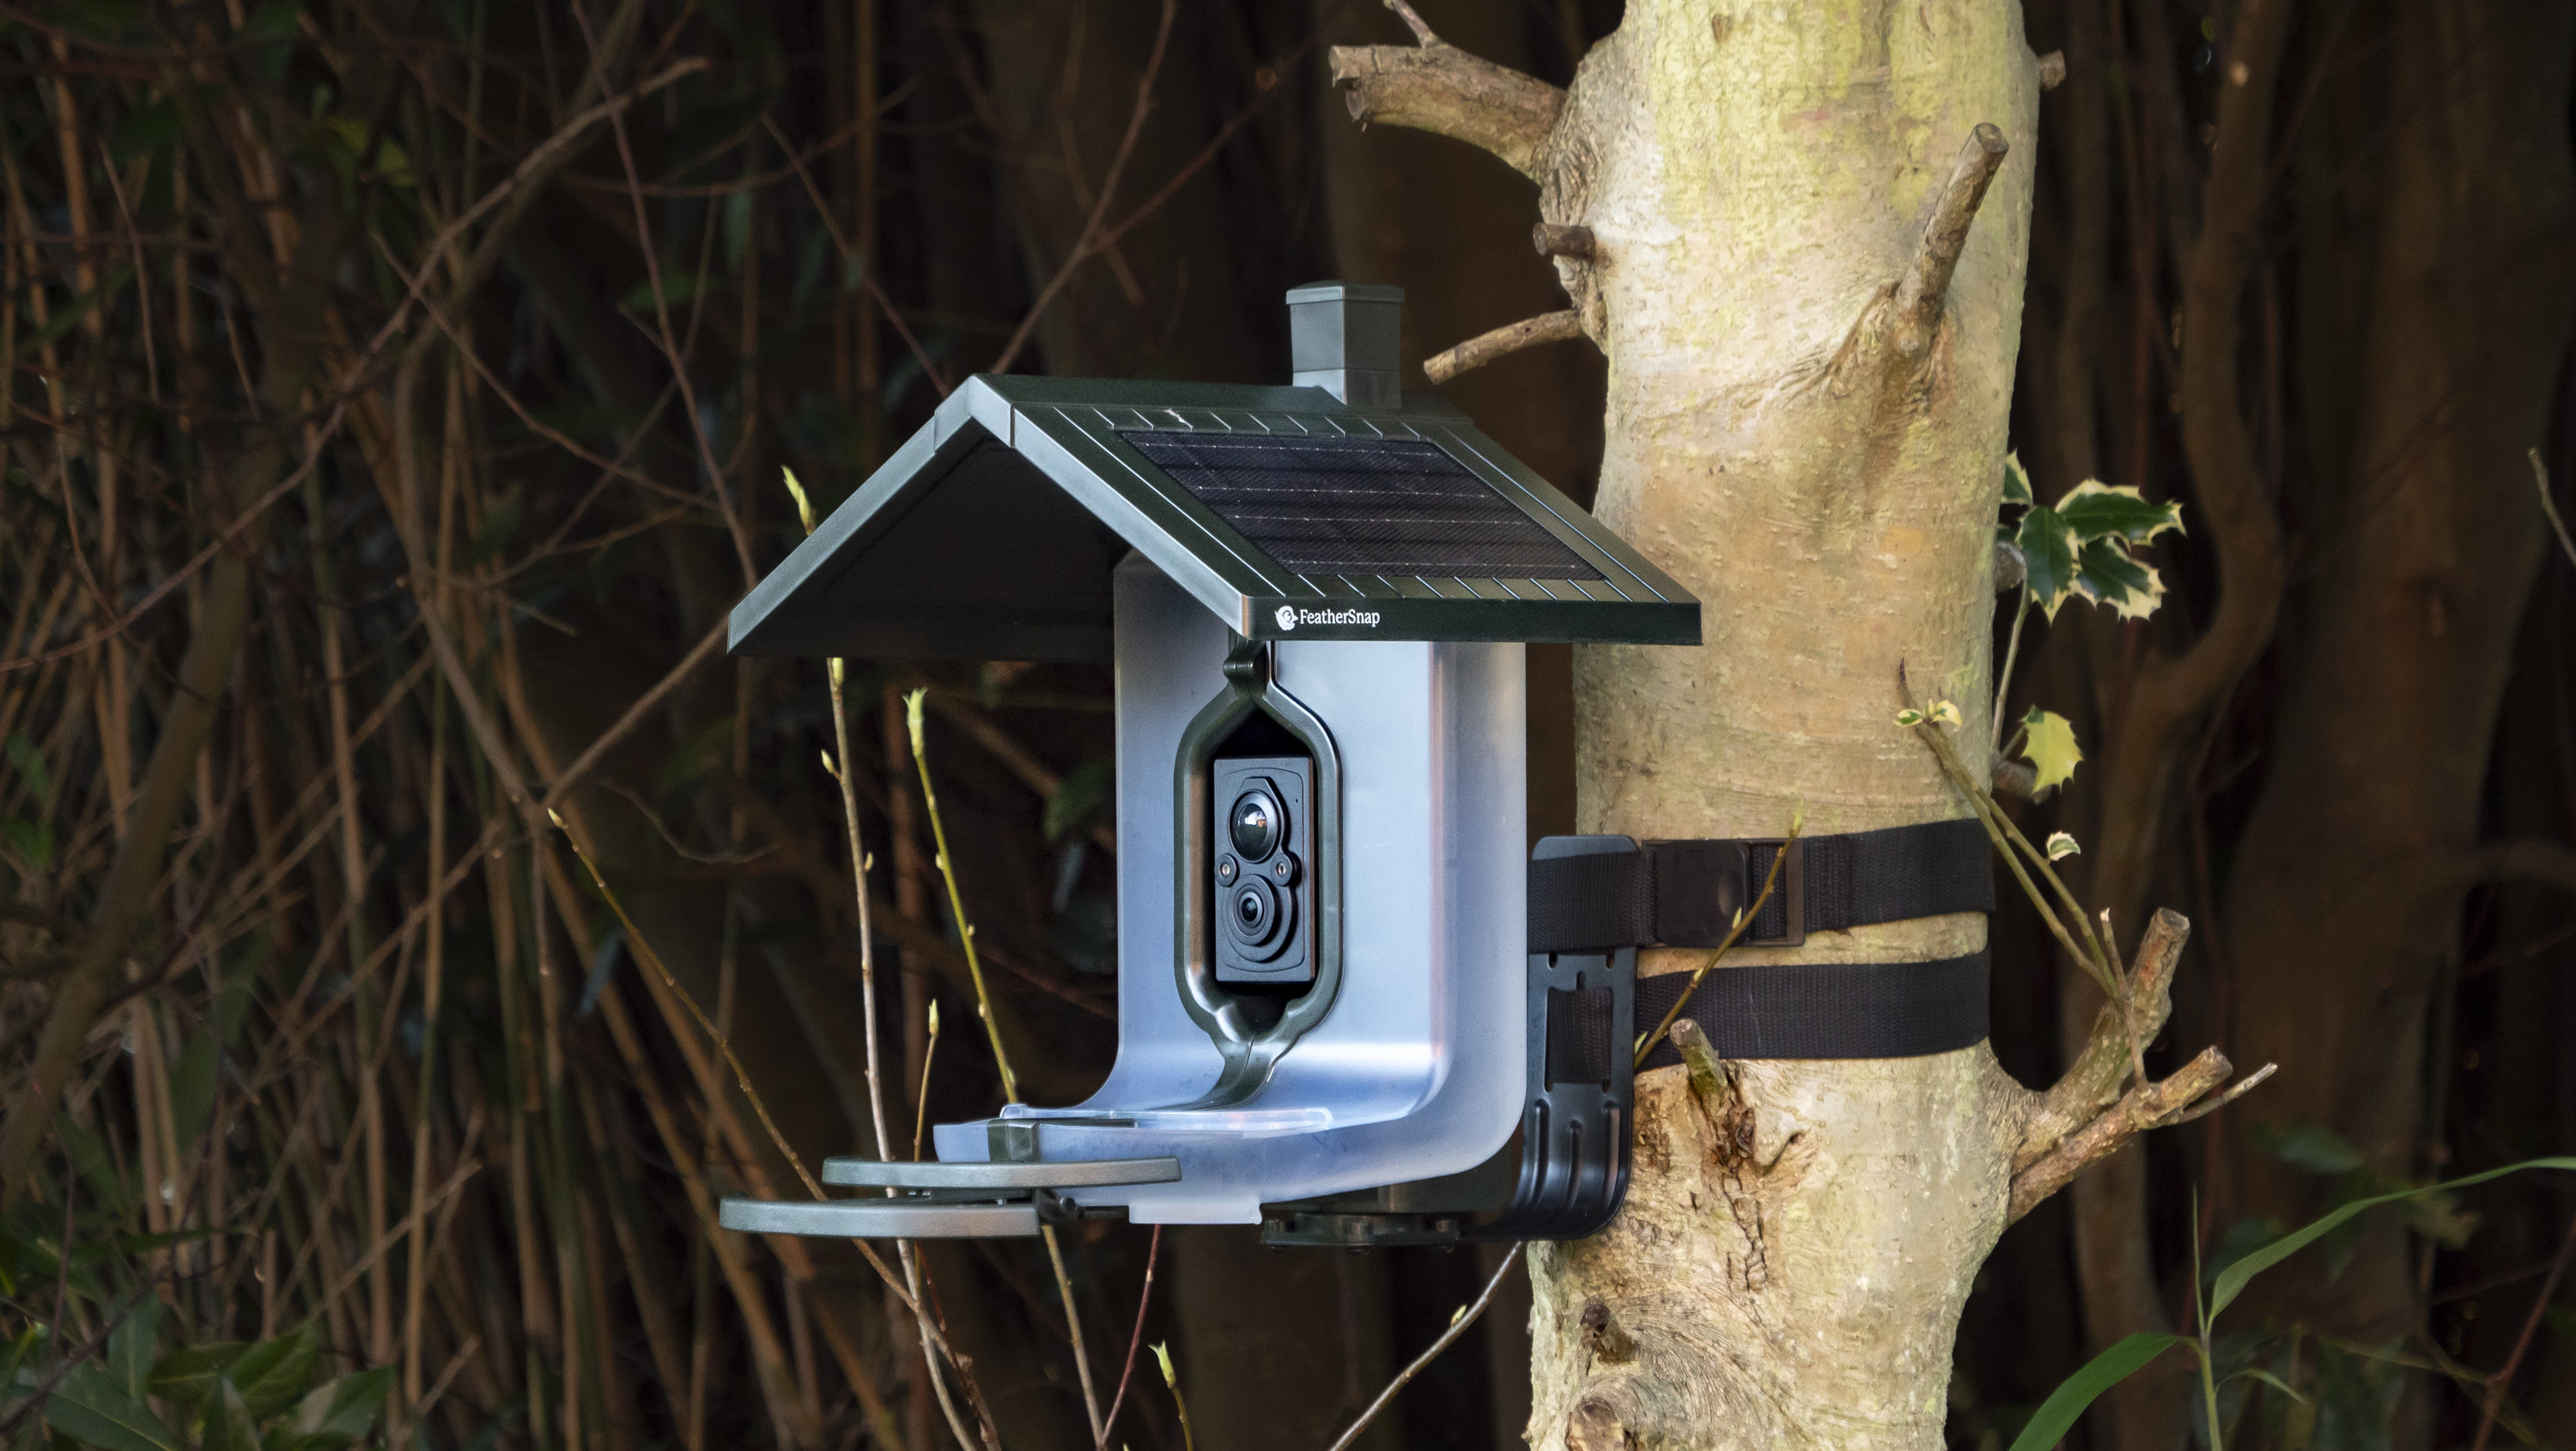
1228, 788, 1284, 859
1224, 877, 1279, 948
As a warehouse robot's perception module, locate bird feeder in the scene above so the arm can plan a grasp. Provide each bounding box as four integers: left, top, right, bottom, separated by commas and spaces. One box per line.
716, 283, 1698, 1242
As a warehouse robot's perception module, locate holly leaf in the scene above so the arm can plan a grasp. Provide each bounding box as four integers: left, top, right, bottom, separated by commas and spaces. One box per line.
2046, 832, 2081, 860
1928, 700, 1962, 729
2074, 537, 2167, 620
2015, 507, 2081, 618
2056, 481, 2183, 543
2001, 451, 2033, 507
2020, 707, 2084, 794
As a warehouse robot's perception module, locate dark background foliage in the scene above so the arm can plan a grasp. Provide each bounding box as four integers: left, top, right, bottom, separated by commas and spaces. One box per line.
0, 3, 2568, 1451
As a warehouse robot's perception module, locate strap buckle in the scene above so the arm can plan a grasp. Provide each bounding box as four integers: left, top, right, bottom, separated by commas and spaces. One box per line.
1649, 837, 1804, 949
1739, 838, 1806, 948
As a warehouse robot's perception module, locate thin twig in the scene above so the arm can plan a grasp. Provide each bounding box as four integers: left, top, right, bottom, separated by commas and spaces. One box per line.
2534, 448, 2575, 569
990, 0, 1178, 376
903, 688, 1101, 1439
569, 1, 754, 586
902, 689, 1018, 1102
2469, 1206, 2576, 1451
1095, 1225, 1162, 1451
1633, 815, 1799, 1067
1322, 1246, 1522, 1451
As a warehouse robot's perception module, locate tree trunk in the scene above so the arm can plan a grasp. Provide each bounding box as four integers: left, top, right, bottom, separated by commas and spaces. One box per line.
1324, 2, 2221, 1444
2220, 0, 2576, 1424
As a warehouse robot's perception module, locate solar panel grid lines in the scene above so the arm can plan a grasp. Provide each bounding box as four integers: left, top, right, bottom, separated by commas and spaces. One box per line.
1118, 428, 1609, 583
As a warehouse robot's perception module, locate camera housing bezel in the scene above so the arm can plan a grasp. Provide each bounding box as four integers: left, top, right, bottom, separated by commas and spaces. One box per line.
1211, 756, 1316, 987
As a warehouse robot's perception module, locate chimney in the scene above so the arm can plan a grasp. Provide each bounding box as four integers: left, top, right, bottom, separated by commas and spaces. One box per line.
1286, 282, 1404, 407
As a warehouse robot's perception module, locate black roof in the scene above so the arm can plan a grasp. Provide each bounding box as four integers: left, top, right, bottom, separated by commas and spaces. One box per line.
727, 374, 1700, 661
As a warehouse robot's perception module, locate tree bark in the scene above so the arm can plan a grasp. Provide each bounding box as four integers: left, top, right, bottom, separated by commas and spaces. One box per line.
1332, 1, 2119, 1443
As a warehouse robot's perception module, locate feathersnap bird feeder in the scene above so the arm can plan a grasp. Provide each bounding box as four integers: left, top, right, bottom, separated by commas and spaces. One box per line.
716, 283, 1701, 1244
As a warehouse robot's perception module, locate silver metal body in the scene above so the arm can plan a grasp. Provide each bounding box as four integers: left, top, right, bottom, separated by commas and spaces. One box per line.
926, 556, 1528, 1223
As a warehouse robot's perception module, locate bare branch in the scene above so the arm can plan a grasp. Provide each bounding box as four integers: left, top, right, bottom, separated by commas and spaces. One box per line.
1892, 124, 2009, 358
1330, 3, 1564, 179
1424, 310, 1586, 385
2008, 1047, 2236, 1223
1532, 222, 1596, 259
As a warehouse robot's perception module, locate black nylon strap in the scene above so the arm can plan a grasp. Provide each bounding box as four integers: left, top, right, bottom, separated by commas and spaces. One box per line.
1527, 819, 1992, 951
1634, 952, 1990, 1065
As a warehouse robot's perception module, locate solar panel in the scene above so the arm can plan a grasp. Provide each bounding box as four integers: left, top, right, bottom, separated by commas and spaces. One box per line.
1121, 430, 1604, 581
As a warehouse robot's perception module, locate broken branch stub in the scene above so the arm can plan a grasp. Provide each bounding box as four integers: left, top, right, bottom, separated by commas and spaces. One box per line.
1533, 222, 1597, 259
1423, 310, 1587, 385
1892, 123, 2010, 359
1328, 3, 1565, 179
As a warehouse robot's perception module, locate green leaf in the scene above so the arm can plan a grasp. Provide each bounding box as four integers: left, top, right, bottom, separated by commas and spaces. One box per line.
1894, 708, 1927, 728
3, 817, 52, 869
2015, 507, 2081, 618
653, 717, 735, 797
0, 1325, 44, 1395
227, 1324, 321, 1421
2208, 1157, 2576, 1322
2001, 451, 2033, 507
2045, 831, 2081, 861
2073, 537, 2167, 620
9, 265, 137, 364
6, 733, 51, 800
620, 273, 701, 313
109, 1299, 161, 1401
43, 1362, 178, 1451
2223, 1366, 2310, 1404
2396, 1188, 2478, 1250
280, 1367, 393, 1450
241, 0, 301, 82
2005, 1333, 2194, 1451
203, 1378, 264, 1451
2055, 481, 2184, 543
1044, 760, 1114, 844
2020, 708, 2084, 795
168, 1033, 221, 1146
465, 495, 520, 567
149, 1343, 250, 1405
316, 118, 415, 189
58, 1114, 131, 1217
2251, 1123, 2365, 1175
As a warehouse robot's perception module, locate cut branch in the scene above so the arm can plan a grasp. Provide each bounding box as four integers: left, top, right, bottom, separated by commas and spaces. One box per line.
2008, 1048, 2239, 1223
1892, 123, 2009, 358
2017, 908, 2190, 1173
1329, 2, 1564, 179
1532, 222, 1596, 259
1424, 310, 1586, 385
